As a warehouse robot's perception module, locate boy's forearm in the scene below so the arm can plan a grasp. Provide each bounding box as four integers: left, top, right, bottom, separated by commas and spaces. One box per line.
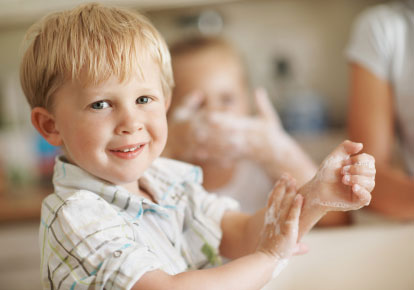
133, 252, 281, 290
296, 180, 327, 240
243, 208, 266, 254
219, 209, 265, 259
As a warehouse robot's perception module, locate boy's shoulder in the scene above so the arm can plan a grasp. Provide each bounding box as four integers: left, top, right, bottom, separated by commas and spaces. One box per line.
148, 157, 203, 185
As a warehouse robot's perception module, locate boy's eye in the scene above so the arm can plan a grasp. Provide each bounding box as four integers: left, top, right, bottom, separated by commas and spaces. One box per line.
91, 100, 110, 110
136, 96, 152, 104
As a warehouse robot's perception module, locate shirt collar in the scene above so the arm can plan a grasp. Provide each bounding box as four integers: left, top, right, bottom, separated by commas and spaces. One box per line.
52, 156, 172, 216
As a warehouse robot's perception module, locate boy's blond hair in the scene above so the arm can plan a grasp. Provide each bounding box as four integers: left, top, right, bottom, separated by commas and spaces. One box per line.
20, 2, 174, 110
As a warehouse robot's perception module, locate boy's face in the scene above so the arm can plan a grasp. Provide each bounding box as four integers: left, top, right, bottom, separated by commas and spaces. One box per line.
50, 59, 168, 188
170, 48, 250, 116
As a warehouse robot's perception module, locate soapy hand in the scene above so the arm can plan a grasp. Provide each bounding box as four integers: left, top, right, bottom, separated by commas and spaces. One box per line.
167, 91, 213, 162
202, 88, 316, 184
167, 90, 252, 165
301, 140, 375, 211
245, 88, 315, 173
167, 88, 300, 168
206, 88, 291, 162
257, 175, 303, 263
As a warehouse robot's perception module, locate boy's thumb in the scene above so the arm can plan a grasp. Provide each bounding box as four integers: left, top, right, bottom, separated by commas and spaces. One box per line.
293, 242, 309, 256
331, 140, 364, 159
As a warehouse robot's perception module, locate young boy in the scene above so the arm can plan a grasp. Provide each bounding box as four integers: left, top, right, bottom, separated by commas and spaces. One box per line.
20, 3, 375, 290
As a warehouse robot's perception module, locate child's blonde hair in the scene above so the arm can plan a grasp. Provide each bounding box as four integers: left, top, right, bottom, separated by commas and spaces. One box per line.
169, 36, 249, 99
170, 36, 241, 64
20, 2, 174, 110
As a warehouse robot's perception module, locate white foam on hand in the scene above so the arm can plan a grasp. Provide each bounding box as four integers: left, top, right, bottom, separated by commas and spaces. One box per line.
301, 140, 375, 212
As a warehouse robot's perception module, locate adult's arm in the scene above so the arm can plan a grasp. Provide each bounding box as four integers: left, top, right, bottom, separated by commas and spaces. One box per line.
348, 63, 414, 220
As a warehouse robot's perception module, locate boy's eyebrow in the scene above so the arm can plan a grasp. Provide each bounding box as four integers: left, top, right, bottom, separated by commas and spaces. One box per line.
82, 86, 164, 97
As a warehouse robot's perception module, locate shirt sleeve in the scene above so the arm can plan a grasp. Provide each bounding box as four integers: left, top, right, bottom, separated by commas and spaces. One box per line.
43, 190, 162, 290
345, 5, 394, 80
181, 169, 240, 268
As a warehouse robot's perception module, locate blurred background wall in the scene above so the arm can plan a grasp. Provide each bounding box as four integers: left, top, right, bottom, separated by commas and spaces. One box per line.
149, 0, 386, 128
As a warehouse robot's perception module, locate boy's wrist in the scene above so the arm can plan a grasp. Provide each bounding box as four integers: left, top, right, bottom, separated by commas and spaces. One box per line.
298, 181, 329, 215
253, 251, 282, 270
253, 251, 290, 280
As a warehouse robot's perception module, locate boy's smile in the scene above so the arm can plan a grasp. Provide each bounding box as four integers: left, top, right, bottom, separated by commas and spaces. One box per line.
48, 59, 168, 194
109, 142, 147, 159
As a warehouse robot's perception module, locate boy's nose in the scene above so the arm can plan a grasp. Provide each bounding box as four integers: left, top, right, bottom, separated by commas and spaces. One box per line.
115, 110, 144, 135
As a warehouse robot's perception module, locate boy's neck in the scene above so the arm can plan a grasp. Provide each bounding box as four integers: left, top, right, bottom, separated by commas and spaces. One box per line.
121, 180, 156, 203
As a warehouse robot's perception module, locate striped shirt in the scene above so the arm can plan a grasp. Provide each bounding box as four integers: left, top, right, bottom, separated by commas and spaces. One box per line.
39, 156, 239, 289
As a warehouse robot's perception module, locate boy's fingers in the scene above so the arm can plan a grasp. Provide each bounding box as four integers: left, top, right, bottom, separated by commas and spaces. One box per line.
343, 175, 375, 192
283, 194, 303, 234
293, 242, 309, 256
348, 153, 376, 168
279, 177, 298, 219
352, 184, 372, 206
342, 164, 376, 176
267, 175, 288, 208
330, 140, 364, 161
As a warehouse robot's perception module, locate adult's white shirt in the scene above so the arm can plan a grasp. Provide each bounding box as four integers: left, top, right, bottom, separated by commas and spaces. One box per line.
346, 0, 414, 175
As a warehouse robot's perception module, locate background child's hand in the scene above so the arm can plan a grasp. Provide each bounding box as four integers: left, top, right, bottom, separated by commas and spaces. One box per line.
244, 88, 293, 163
303, 140, 375, 211
167, 90, 261, 165
167, 88, 312, 170
257, 175, 303, 261
166, 91, 213, 162
167, 89, 316, 186
202, 88, 300, 166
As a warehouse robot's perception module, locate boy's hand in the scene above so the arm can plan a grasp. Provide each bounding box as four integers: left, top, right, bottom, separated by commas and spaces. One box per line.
304, 140, 375, 211
257, 175, 304, 261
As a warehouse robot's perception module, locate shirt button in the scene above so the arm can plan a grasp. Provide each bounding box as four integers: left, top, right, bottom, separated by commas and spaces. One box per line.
113, 250, 122, 258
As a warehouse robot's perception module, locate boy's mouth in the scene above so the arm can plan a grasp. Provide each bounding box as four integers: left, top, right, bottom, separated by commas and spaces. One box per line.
109, 143, 146, 159
112, 145, 143, 152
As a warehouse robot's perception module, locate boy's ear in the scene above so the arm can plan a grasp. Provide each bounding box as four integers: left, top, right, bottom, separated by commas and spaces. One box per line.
31, 107, 62, 146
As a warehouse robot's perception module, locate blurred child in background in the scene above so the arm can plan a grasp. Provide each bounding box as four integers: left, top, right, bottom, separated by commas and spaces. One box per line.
165, 37, 349, 225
